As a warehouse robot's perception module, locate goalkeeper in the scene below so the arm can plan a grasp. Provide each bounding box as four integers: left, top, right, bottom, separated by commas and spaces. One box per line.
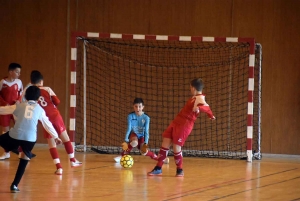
114, 98, 169, 164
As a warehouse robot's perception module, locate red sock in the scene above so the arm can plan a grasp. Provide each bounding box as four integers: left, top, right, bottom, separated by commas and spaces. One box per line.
174, 151, 183, 169
156, 147, 169, 167
49, 148, 62, 169
63, 141, 75, 162
145, 150, 157, 160
121, 144, 133, 156
18, 146, 23, 152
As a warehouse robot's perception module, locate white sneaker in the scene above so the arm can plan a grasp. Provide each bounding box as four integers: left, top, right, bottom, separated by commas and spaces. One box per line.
55, 168, 63, 175
71, 159, 82, 167
0, 152, 10, 160
163, 157, 170, 164
114, 156, 122, 163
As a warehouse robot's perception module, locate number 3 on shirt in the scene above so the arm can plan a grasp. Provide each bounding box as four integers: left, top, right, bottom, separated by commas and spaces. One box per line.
24, 105, 34, 119
39, 96, 47, 107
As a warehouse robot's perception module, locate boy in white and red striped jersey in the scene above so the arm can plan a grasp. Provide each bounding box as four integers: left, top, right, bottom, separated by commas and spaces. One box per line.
0, 63, 23, 160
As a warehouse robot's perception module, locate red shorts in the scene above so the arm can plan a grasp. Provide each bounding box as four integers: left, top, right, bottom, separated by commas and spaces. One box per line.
129, 133, 144, 149
0, 114, 14, 127
162, 122, 193, 146
43, 115, 66, 139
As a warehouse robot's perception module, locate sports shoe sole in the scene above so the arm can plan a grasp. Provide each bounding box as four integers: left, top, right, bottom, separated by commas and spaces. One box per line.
148, 172, 162, 176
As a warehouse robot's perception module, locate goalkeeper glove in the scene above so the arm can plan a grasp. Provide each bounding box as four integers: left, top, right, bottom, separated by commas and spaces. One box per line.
122, 142, 129, 151
140, 143, 148, 155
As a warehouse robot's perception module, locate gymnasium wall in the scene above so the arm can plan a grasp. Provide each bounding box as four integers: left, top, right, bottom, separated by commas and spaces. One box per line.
0, 0, 299, 154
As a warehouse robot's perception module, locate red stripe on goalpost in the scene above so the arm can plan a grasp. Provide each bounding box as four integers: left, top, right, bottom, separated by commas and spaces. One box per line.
247, 138, 253, 150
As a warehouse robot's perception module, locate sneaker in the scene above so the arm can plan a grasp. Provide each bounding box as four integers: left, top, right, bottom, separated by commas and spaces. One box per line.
114, 156, 122, 163
71, 159, 82, 167
176, 168, 184, 177
163, 157, 170, 164
31, 153, 36, 158
10, 185, 20, 193
0, 152, 10, 160
148, 167, 162, 176
55, 168, 63, 175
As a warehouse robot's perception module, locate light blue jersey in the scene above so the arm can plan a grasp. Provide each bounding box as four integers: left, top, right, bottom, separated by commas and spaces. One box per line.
0, 101, 58, 142
124, 112, 150, 144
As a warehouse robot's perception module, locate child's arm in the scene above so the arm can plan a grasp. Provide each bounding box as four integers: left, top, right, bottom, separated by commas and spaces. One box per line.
15, 82, 24, 104
199, 105, 215, 119
144, 116, 150, 144
48, 87, 60, 106
194, 95, 215, 119
0, 81, 9, 106
124, 114, 132, 142
51, 96, 60, 106
0, 105, 16, 115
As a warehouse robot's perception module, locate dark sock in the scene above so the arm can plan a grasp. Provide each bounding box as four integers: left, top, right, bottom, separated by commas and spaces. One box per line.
12, 159, 29, 186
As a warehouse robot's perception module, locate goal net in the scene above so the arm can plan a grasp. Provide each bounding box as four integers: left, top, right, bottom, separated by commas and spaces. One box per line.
70, 33, 262, 161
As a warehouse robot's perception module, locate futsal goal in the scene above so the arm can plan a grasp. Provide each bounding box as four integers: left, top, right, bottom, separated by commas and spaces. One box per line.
69, 32, 262, 162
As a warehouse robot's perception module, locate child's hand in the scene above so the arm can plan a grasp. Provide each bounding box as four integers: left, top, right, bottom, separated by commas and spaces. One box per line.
140, 143, 148, 155
193, 108, 200, 114
55, 138, 62, 145
122, 142, 128, 151
15, 100, 20, 105
210, 116, 216, 120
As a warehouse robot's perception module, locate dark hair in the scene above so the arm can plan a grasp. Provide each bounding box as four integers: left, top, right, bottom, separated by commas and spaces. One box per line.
30, 70, 44, 84
8, 63, 21, 71
25, 86, 41, 101
133, 98, 144, 105
190, 78, 204, 91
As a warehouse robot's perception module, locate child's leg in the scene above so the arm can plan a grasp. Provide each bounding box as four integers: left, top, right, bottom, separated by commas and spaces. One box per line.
121, 133, 138, 156
0, 130, 11, 159
156, 138, 172, 167
138, 137, 157, 160
173, 144, 183, 169
148, 137, 171, 176
47, 138, 63, 172
11, 141, 35, 192
60, 130, 82, 166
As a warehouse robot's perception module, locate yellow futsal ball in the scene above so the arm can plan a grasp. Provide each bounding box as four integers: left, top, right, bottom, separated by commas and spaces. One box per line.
120, 155, 134, 168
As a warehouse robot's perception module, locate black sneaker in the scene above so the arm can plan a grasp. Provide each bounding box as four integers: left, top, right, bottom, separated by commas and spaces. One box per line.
31, 153, 36, 158
10, 184, 20, 193
176, 168, 184, 177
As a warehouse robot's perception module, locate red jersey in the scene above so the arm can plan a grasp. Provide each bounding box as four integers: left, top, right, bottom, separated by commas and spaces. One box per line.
173, 94, 214, 126
38, 86, 61, 120
0, 78, 23, 106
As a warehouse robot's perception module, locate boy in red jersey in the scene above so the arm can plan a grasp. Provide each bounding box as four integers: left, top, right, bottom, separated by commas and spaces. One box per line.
22, 70, 82, 175
148, 78, 215, 177
0, 63, 23, 160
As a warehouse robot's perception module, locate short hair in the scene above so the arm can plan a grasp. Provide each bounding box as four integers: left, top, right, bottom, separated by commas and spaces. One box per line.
8, 63, 22, 71
30, 70, 44, 84
133, 98, 144, 105
190, 78, 204, 91
25, 86, 41, 101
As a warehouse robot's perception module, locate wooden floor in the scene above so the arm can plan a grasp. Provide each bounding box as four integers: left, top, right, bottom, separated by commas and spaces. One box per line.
0, 145, 300, 201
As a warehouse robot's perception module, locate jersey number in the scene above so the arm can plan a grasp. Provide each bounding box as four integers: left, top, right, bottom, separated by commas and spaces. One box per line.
24, 105, 34, 119
39, 96, 47, 107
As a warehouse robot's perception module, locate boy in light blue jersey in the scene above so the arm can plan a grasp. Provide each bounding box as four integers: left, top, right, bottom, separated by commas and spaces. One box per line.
114, 98, 169, 164
0, 86, 62, 193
